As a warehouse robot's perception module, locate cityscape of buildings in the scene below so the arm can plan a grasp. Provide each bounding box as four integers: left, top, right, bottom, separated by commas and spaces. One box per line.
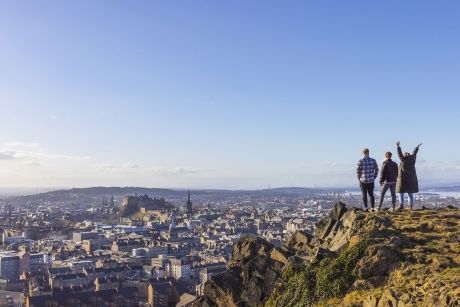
0, 189, 458, 306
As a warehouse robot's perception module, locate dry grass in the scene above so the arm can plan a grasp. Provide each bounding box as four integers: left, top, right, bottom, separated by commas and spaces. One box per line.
317, 207, 460, 306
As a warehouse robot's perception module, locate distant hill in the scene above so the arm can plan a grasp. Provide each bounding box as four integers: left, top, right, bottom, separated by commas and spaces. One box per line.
426, 185, 460, 192
3, 186, 343, 208
0, 187, 59, 197
4, 187, 184, 208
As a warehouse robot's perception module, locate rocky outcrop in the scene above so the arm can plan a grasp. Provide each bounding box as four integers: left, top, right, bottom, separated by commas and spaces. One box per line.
193, 236, 291, 307
194, 203, 460, 307
283, 230, 314, 256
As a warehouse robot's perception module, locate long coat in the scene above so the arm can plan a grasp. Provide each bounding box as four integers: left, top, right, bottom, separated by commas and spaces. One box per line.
396, 146, 419, 193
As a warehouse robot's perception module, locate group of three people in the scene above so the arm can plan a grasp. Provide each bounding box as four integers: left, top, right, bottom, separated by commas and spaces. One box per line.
357, 141, 422, 211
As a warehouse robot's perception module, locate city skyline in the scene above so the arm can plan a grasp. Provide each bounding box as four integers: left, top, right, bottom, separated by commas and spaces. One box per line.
1, 1, 460, 188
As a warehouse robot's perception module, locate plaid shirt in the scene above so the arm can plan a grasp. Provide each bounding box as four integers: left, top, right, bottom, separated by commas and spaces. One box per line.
357, 156, 379, 183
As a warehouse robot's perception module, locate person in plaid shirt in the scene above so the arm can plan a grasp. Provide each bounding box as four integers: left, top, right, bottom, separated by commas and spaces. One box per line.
356, 148, 379, 211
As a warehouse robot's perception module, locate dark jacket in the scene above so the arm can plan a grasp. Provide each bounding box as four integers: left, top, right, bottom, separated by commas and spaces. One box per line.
396, 146, 419, 193
379, 159, 398, 185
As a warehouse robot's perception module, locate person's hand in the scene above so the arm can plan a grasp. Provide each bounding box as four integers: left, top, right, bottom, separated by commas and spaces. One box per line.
417, 143, 422, 148
396, 141, 400, 146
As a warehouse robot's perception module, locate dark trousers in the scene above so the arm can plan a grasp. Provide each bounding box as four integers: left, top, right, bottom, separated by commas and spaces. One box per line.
359, 181, 375, 209
379, 183, 396, 209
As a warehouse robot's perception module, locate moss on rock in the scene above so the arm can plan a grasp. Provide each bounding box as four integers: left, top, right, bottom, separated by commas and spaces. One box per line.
266, 241, 367, 307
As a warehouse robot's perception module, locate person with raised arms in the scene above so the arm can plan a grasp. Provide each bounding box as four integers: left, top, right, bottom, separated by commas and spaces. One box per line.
396, 141, 422, 210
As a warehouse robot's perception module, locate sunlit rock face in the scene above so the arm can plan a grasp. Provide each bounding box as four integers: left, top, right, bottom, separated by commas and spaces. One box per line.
194, 203, 460, 307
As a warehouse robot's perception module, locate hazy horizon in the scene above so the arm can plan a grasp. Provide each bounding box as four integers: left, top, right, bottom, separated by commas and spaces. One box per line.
1, 182, 460, 197
1, 1, 460, 189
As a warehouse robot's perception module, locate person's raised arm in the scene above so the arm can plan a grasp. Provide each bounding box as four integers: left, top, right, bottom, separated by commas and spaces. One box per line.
396, 141, 404, 160
412, 143, 422, 156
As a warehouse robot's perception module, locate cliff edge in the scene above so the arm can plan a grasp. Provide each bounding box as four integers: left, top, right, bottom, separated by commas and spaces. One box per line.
194, 203, 460, 307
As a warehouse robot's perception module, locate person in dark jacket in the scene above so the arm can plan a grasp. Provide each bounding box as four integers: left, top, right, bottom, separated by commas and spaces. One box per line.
396, 141, 422, 210
378, 151, 399, 211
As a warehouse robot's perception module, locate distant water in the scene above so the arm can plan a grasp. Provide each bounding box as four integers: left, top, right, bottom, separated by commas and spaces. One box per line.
344, 190, 460, 199
428, 191, 460, 198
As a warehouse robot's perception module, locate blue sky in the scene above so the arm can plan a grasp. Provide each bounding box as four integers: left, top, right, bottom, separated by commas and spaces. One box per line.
0, 1, 459, 189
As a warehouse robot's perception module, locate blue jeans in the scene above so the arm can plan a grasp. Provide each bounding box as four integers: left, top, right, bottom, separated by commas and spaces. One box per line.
399, 193, 414, 207
359, 181, 375, 209
379, 183, 396, 209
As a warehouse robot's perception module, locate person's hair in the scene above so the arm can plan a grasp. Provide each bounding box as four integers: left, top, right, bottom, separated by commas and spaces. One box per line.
385, 152, 392, 159
362, 148, 369, 155
404, 152, 410, 157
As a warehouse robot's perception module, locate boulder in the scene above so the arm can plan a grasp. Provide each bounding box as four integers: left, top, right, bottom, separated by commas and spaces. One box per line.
270, 247, 290, 265
316, 204, 362, 252
315, 202, 348, 240
240, 255, 285, 306
195, 235, 289, 307
197, 267, 243, 307
229, 235, 273, 266
283, 230, 314, 256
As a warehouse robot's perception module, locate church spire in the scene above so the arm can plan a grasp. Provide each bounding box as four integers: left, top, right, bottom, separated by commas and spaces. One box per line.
186, 190, 193, 218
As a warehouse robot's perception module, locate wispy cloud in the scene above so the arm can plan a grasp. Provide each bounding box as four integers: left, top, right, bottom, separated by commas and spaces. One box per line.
21, 161, 41, 167
149, 167, 206, 176
98, 163, 207, 175
0, 151, 17, 160
97, 162, 140, 172
4, 142, 41, 149
0, 143, 90, 162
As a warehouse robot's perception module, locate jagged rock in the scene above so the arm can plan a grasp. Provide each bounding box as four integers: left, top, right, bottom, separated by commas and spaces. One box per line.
319, 205, 362, 252
311, 246, 338, 263
270, 247, 290, 264
228, 235, 291, 266
342, 208, 360, 228
195, 235, 290, 307
315, 202, 348, 240
283, 230, 314, 256
229, 235, 273, 266
240, 255, 284, 306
